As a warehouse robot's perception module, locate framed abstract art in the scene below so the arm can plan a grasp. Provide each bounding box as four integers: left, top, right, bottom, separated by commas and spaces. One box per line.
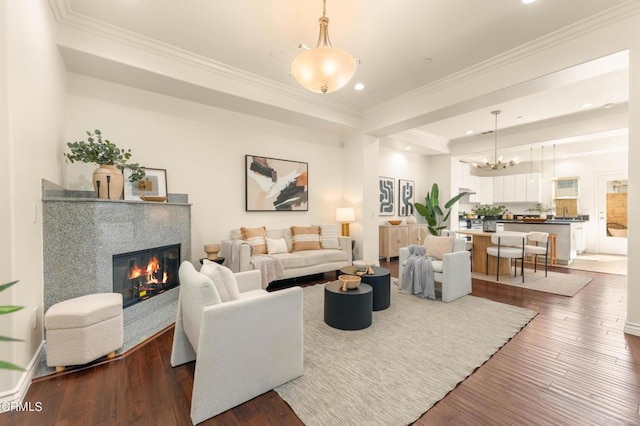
379, 176, 395, 216
245, 155, 308, 211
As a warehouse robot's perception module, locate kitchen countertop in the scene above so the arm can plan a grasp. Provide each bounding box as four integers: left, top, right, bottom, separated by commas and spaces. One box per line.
498, 219, 586, 225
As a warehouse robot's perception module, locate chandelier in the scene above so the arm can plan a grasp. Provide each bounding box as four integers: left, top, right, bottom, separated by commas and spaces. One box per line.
473, 110, 519, 171
291, 0, 358, 94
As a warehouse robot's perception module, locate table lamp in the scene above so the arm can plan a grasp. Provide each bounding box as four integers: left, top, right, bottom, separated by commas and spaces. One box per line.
335, 207, 355, 236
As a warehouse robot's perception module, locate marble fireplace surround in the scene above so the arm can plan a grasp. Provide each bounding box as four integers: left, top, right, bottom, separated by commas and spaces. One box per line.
41, 179, 191, 351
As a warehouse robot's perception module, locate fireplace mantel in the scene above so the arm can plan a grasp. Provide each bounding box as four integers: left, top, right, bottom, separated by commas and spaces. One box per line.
41, 180, 191, 344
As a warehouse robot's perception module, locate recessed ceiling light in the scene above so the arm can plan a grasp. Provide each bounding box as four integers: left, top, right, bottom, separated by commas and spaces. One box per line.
522, 0, 536, 4
354, 83, 365, 91
581, 103, 594, 108
404, 146, 412, 151
423, 57, 433, 64
465, 130, 474, 135
603, 103, 615, 109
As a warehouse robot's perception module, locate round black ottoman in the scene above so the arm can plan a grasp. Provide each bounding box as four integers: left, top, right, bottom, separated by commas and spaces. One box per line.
324, 281, 372, 330
340, 266, 391, 311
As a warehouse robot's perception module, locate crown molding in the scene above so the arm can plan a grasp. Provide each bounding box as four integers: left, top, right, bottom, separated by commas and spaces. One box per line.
47, 0, 362, 120
366, 0, 640, 116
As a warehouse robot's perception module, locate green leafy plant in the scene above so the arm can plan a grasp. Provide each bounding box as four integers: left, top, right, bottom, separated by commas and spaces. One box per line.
1, 280, 25, 371
414, 183, 468, 236
64, 129, 145, 182
472, 204, 507, 218
528, 202, 555, 213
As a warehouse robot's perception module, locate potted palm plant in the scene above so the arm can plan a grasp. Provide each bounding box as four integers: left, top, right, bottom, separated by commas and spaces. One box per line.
528, 202, 555, 219
472, 204, 507, 232
414, 183, 468, 236
64, 129, 145, 200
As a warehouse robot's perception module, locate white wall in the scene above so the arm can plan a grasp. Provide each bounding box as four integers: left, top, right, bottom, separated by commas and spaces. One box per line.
64, 74, 346, 264
378, 146, 429, 224
1, 0, 67, 399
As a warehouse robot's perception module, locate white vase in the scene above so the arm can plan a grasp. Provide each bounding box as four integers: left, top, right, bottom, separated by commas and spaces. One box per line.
93, 165, 124, 200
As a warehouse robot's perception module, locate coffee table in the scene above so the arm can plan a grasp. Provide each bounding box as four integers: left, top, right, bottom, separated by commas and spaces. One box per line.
340, 266, 391, 311
324, 281, 372, 330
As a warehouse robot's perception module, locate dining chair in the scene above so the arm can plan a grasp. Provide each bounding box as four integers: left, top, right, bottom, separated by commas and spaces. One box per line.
486, 232, 526, 282
525, 231, 550, 277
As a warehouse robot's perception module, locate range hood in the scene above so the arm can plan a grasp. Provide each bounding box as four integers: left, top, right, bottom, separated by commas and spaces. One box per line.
459, 187, 477, 195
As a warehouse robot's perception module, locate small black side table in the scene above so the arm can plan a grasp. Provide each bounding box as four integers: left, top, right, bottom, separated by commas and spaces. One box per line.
340, 266, 391, 311
199, 257, 225, 265
324, 281, 372, 330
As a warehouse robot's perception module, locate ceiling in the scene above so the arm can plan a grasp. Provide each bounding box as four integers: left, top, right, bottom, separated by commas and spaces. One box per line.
62, 0, 632, 161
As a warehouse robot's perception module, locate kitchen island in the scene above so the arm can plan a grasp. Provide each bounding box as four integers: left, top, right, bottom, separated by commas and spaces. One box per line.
500, 220, 586, 265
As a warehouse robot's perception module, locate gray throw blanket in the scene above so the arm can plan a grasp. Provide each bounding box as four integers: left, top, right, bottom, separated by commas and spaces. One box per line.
250, 255, 285, 288
400, 245, 436, 299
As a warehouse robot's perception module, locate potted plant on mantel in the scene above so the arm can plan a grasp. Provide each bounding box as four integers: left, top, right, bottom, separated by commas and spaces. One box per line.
64, 129, 145, 200
472, 204, 507, 232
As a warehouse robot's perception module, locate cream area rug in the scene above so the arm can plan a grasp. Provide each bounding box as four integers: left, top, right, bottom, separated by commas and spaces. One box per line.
472, 269, 593, 296
275, 283, 536, 426
555, 253, 627, 276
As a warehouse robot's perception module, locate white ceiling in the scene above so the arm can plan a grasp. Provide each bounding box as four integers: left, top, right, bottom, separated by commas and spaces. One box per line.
62, 0, 631, 161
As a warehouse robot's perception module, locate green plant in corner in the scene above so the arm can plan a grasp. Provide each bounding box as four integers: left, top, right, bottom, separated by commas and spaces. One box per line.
0, 280, 25, 371
63, 129, 145, 182
414, 183, 468, 236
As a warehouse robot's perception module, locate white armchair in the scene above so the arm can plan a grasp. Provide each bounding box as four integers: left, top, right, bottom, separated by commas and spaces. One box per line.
399, 237, 471, 302
171, 261, 303, 424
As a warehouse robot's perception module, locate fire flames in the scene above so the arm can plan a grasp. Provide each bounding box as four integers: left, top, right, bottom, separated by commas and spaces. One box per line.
129, 256, 168, 284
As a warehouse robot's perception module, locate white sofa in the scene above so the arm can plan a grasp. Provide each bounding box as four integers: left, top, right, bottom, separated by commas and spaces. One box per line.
398, 237, 472, 302
171, 261, 303, 424
220, 227, 352, 282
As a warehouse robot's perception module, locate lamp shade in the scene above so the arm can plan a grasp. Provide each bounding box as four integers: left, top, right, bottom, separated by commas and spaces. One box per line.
335, 207, 355, 222
291, 47, 358, 94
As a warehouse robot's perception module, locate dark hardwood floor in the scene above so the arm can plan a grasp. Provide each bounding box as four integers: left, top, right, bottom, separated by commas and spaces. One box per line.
3, 262, 639, 425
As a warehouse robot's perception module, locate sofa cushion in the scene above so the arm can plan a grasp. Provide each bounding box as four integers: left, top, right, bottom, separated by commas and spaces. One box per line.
320, 225, 341, 249
291, 226, 321, 251
241, 226, 267, 255
425, 235, 455, 260
200, 260, 240, 302
266, 237, 288, 254
272, 249, 347, 269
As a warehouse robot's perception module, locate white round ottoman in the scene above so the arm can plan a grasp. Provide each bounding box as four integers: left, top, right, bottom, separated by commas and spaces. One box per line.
45, 293, 123, 372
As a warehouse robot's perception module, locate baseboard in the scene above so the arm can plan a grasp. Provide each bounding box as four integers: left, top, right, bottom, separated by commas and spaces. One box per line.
0, 340, 44, 409
624, 321, 640, 337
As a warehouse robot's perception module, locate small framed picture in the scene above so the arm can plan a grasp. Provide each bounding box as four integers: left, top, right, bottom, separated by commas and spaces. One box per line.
124, 167, 168, 201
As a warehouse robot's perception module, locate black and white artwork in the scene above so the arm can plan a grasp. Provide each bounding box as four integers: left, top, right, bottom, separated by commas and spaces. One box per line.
245, 155, 308, 211
379, 176, 395, 216
398, 179, 415, 216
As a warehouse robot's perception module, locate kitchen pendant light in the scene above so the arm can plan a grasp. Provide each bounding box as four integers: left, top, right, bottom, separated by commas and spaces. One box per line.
291, 0, 358, 94
528, 147, 534, 182
540, 145, 545, 181
473, 110, 519, 171
552, 143, 557, 180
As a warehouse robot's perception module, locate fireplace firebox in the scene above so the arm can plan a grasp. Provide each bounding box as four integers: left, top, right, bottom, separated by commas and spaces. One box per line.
113, 244, 181, 308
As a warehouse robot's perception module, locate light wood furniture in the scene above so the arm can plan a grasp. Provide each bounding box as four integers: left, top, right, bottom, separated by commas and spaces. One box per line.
456, 230, 512, 275
379, 224, 429, 262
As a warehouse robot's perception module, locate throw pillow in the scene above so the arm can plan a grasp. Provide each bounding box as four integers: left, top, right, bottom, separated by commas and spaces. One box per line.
291, 226, 321, 252
425, 235, 455, 260
266, 237, 289, 254
200, 259, 240, 302
320, 225, 341, 249
241, 226, 267, 255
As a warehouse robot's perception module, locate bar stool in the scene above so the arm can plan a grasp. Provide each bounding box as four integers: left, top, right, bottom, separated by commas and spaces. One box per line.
486, 232, 526, 282
525, 231, 550, 277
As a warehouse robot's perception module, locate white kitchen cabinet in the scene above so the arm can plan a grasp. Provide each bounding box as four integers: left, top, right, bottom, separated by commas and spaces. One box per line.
514, 174, 527, 201
493, 176, 504, 203
503, 175, 516, 202
573, 223, 586, 254
476, 176, 494, 204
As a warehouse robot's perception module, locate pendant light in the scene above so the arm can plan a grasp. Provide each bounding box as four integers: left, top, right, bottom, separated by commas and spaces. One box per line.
291, 0, 359, 94
540, 145, 545, 181
528, 147, 534, 182
473, 110, 519, 170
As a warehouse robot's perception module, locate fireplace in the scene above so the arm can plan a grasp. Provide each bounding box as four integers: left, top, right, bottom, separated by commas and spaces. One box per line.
113, 244, 181, 308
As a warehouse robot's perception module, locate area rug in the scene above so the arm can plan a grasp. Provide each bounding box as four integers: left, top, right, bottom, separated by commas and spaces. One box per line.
554, 253, 627, 276
471, 269, 593, 296
275, 283, 536, 426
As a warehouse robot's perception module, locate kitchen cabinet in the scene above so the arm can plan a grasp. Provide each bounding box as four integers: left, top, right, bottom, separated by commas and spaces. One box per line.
379, 224, 428, 261
492, 173, 541, 204
573, 223, 586, 254
476, 176, 494, 204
